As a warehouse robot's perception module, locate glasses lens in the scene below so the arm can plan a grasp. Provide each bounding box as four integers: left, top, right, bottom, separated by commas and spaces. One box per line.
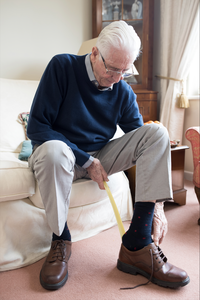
122, 65, 134, 78
104, 69, 120, 77
105, 65, 134, 77
122, 72, 134, 78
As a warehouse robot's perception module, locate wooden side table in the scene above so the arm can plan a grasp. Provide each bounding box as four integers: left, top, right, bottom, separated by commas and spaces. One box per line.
125, 145, 189, 206
171, 145, 189, 205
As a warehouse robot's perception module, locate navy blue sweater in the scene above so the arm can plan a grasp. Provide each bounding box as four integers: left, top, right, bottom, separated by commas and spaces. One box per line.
27, 54, 143, 167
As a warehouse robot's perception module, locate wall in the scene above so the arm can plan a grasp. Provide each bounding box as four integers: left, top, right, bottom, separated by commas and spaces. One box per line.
0, 0, 92, 80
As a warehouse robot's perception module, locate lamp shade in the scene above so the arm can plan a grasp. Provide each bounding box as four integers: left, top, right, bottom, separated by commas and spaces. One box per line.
77, 38, 98, 55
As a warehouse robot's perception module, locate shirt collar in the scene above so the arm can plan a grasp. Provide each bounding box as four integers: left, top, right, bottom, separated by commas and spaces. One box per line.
85, 54, 113, 91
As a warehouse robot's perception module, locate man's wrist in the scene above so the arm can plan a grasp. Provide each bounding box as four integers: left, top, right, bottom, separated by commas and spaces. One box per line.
82, 156, 94, 169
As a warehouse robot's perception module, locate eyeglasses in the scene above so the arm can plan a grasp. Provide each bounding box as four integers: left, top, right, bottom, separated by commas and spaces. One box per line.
98, 48, 135, 78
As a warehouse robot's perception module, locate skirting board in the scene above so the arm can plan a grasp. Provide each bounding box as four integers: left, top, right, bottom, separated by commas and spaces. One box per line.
184, 171, 193, 182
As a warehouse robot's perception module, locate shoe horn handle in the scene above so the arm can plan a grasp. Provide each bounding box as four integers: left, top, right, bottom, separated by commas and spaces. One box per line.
103, 181, 126, 238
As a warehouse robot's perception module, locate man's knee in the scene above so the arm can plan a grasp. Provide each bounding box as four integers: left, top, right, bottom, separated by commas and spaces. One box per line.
146, 123, 169, 142
40, 140, 75, 168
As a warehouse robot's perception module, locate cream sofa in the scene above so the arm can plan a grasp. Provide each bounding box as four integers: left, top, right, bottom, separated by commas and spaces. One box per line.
0, 77, 133, 272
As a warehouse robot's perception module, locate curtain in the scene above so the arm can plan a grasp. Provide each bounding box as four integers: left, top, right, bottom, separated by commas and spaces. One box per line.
155, 0, 199, 142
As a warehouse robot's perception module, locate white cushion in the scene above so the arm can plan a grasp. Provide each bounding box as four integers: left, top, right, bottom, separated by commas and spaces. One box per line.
0, 152, 35, 202
0, 78, 38, 153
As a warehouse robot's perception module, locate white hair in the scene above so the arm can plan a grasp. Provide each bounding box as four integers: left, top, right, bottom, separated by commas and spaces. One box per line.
96, 20, 141, 62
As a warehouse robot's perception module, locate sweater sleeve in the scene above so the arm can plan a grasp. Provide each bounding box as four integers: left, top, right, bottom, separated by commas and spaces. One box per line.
27, 55, 90, 167
118, 85, 144, 132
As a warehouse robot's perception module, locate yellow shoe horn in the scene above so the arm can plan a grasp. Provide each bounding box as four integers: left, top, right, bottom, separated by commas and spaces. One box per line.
103, 181, 126, 238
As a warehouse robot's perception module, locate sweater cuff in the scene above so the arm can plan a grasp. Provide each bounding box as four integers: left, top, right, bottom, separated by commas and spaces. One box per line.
82, 155, 94, 169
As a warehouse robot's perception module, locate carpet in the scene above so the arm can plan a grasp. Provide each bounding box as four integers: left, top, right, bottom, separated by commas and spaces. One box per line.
0, 180, 199, 300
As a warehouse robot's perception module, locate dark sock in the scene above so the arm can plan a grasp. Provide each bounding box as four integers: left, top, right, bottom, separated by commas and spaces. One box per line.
122, 202, 155, 251
52, 222, 71, 241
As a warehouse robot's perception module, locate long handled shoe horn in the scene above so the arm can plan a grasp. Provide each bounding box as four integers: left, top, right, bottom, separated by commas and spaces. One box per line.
103, 181, 125, 238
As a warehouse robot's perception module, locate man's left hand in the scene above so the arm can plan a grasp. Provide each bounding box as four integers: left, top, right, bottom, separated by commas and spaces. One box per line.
152, 202, 168, 246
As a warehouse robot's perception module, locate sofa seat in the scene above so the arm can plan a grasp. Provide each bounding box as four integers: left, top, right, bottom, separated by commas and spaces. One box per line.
0, 152, 35, 202
0, 77, 133, 271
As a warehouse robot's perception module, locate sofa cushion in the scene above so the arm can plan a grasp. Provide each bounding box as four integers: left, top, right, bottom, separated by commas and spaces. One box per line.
0, 152, 35, 202
18, 140, 32, 161
0, 78, 38, 153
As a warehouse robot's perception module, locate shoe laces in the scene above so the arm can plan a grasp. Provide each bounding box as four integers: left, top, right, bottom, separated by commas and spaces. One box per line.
51, 240, 67, 262
156, 246, 167, 263
120, 245, 167, 290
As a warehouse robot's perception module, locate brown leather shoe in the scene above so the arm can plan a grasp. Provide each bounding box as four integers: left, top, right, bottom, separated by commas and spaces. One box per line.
117, 243, 190, 289
40, 240, 71, 290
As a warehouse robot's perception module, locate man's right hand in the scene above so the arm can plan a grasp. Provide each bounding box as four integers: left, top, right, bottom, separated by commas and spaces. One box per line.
86, 158, 109, 190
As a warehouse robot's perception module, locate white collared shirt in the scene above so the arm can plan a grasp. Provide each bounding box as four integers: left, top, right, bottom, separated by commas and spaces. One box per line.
85, 54, 113, 92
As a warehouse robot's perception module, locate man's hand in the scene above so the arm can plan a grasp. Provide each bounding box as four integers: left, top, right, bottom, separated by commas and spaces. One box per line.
152, 202, 168, 246
86, 158, 109, 190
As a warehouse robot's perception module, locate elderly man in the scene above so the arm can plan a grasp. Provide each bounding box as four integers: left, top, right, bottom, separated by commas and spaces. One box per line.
27, 21, 189, 290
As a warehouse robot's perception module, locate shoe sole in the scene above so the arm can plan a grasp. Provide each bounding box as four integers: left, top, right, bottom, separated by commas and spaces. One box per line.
117, 259, 190, 289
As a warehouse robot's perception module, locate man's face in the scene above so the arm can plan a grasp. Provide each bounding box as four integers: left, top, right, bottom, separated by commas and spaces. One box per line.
90, 47, 134, 88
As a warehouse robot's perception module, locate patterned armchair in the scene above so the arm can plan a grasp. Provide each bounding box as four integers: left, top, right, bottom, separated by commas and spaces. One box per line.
185, 127, 200, 225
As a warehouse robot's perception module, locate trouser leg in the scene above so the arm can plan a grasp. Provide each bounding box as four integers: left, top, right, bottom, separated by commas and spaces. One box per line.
93, 123, 173, 202
28, 123, 172, 236
28, 140, 75, 236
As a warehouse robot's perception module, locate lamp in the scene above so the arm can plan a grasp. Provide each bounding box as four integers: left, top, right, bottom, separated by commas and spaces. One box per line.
78, 38, 98, 55
77, 37, 139, 75
132, 64, 139, 76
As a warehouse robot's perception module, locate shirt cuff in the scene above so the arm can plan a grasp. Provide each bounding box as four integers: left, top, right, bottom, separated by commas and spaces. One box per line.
82, 155, 94, 169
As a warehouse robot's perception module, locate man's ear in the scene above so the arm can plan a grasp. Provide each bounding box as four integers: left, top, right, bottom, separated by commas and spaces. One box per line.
91, 47, 99, 62
92, 46, 98, 55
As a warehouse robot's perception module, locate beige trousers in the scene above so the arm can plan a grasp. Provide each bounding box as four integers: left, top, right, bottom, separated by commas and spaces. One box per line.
28, 123, 172, 236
